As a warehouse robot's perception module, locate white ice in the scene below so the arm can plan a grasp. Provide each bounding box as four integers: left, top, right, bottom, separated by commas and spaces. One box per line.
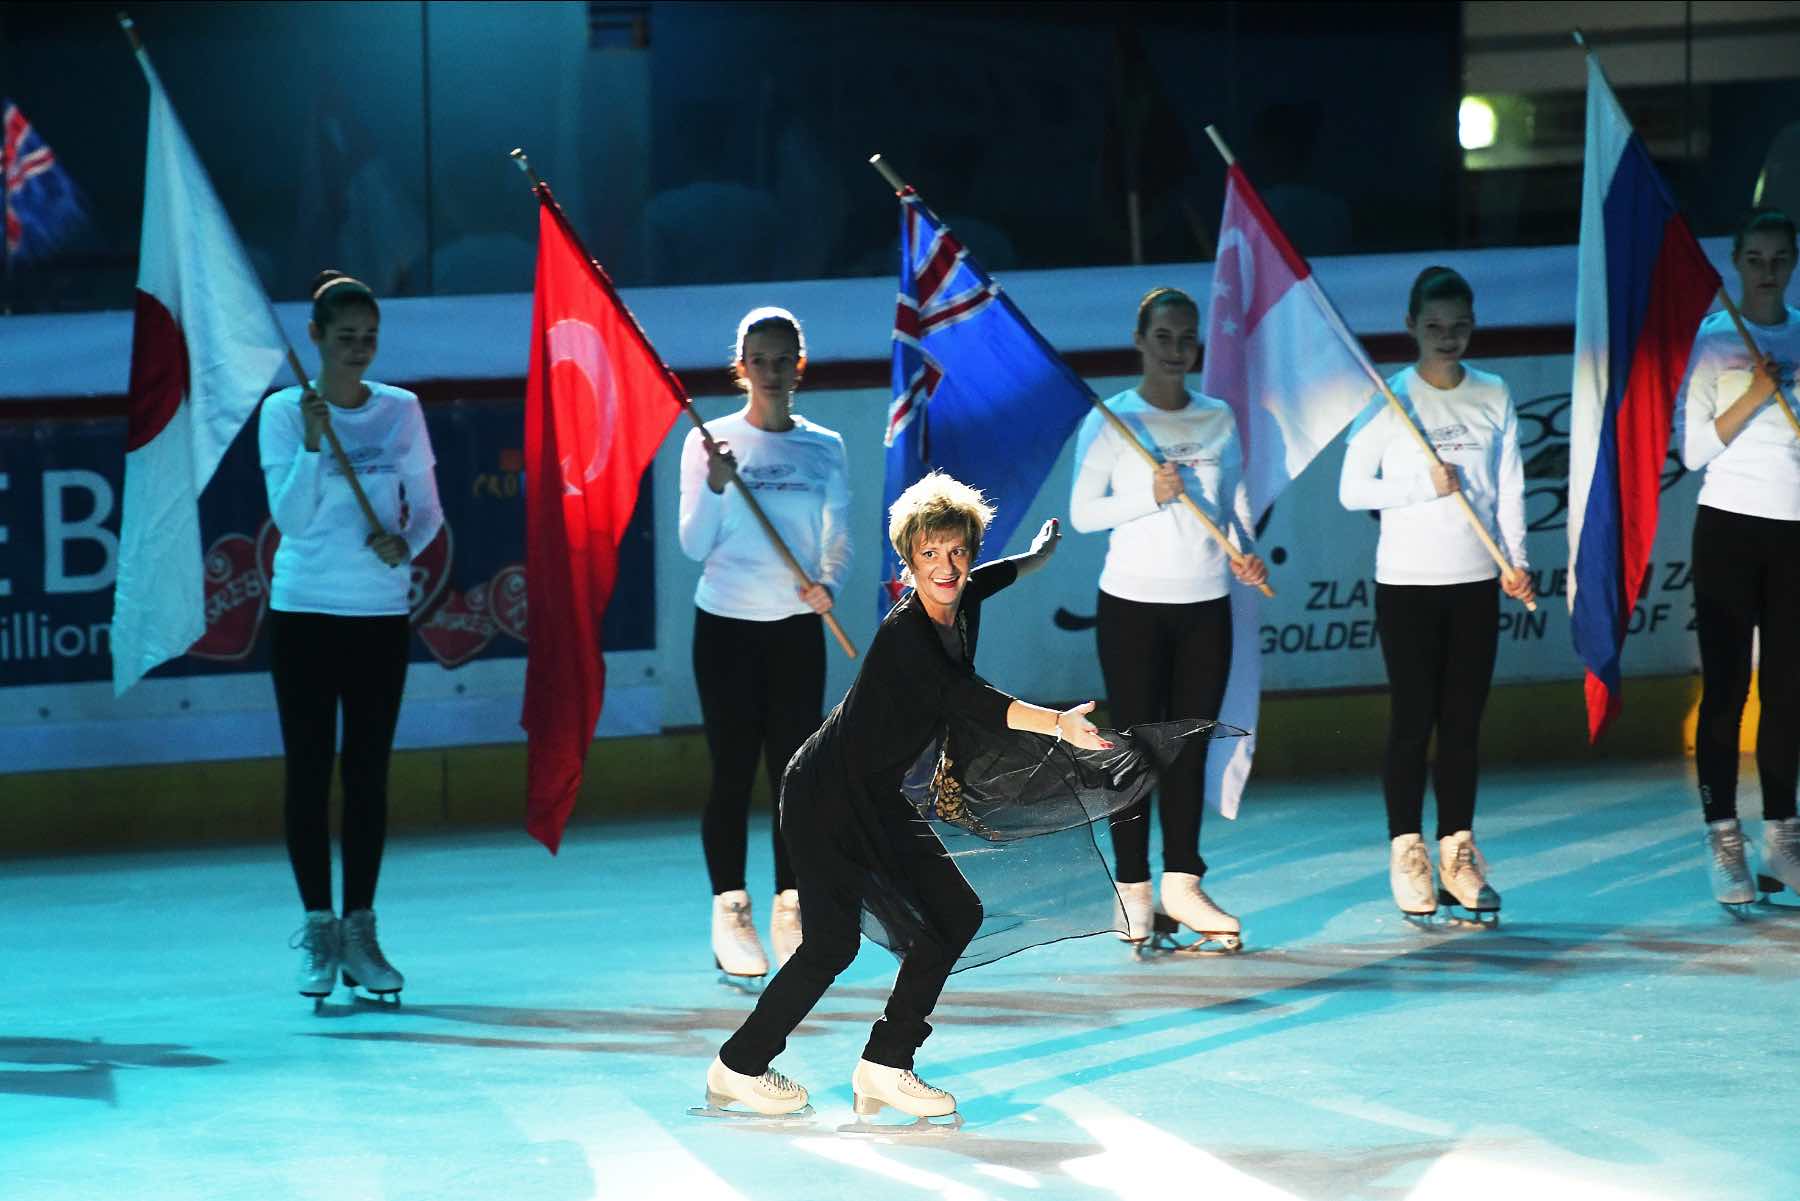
3, 761, 1796, 1201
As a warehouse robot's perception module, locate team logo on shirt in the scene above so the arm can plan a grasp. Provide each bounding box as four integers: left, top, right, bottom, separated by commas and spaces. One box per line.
740, 461, 815, 492
1427, 422, 1480, 454
1162, 441, 1221, 468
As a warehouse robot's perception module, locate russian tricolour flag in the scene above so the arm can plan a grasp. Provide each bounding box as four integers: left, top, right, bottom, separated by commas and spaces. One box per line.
1568, 56, 1720, 741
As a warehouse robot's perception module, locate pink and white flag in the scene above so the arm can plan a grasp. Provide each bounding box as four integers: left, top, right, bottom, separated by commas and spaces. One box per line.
111, 51, 284, 695
1199, 162, 1380, 817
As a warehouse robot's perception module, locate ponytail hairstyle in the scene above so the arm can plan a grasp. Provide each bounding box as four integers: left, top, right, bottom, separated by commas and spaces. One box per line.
731, 306, 806, 391
1731, 207, 1798, 256
309, 270, 379, 328
1406, 265, 1475, 320
1134, 286, 1200, 336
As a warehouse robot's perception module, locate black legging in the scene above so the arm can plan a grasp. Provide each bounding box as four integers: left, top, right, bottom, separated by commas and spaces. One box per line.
1692, 504, 1800, 824
269, 610, 411, 914
719, 784, 981, 1075
1096, 590, 1231, 882
1375, 579, 1498, 840
692, 607, 825, 895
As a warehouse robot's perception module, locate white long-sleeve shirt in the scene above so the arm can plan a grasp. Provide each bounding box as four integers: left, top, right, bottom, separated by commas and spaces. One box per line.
1338, 365, 1527, 586
678, 409, 851, 621
1068, 388, 1254, 604
1677, 305, 1800, 520
259, 381, 443, 615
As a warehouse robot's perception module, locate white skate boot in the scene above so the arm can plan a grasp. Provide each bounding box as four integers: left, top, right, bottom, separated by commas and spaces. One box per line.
1390, 834, 1439, 920
1759, 817, 1800, 898
291, 910, 339, 1008
848, 1059, 960, 1129
712, 890, 769, 989
1148, 872, 1243, 954
1436, 832, 1500, 925
690, 1055, 812, 1119
1114, 880, 1153, 944
1706, 819, 1757, 908
340, 909, 404, 1002
769, 889, 803, 970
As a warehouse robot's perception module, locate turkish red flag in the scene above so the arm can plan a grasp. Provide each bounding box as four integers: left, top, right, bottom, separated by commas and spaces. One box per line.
523, 199, 683, 852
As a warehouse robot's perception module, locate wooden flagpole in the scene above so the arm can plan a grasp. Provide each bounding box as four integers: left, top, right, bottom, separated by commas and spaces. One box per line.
511, 149, 857, 659
1573, 30, 1800, 441
1201, 126, 1534, 611
869, 153, 1276, 599
117, 11, 388, 541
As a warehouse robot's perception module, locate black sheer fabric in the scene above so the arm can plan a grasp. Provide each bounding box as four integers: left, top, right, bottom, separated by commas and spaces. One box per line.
886, 718, 1244, 970
779, 553, 1246, 977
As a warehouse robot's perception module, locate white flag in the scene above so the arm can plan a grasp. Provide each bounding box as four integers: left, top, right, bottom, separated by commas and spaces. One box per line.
110, 52, 284, 695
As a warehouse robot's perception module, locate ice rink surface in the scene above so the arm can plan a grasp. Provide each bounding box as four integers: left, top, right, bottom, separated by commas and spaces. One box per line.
4, 760, 1796, 1201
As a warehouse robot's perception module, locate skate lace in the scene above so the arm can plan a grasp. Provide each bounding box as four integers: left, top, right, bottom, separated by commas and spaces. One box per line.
1402, 841, 1432, 885
289, 920, 336, 971
899, 1071, 947, 1098
344, 914, 396, 974
1711, 827, 1749, 875
1445, 838, 1486, 885
1769, 821, 1800, 858
726, 902, 758, 942
760, 1069, 801, 1096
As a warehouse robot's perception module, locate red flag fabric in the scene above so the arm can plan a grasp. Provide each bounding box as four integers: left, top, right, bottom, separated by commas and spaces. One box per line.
523, 200, 683, 852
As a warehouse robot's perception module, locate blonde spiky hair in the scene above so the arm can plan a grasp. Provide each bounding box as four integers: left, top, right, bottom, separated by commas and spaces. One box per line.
887, 470, 995, 569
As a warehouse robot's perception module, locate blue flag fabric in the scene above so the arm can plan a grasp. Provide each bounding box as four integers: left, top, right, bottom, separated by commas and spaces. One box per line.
3, 99, 88, 264
881, 190, 1094, 614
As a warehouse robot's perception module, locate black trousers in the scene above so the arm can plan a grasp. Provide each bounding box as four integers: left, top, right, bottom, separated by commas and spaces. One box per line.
719, 781, 982, 1076
1096, 590, 1231, 881
269, 610, 411, 914
1692, 505, 1800, 823
1375, 579, 1499, 841
692, 607, 824, 895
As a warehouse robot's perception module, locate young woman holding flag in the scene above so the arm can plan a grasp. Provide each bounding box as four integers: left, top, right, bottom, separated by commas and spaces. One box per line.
1338, 266, 1533, 924
679, 307, 851, 985
1678, 209, 1800, 907
1068, 286, 1267, 953
259, 271, 442, 1005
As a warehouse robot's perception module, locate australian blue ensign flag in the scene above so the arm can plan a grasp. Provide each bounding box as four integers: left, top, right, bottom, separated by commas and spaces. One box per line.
3, 99, 87, 264
881, 189, 1093, 613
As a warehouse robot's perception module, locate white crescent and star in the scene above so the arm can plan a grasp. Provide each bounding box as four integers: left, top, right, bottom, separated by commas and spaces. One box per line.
546, 318, 616, 496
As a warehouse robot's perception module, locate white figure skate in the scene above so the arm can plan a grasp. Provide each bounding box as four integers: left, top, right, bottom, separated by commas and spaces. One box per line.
769, 889, 803, 970
712, 890, 769, 991
291, 910, 339, 1011
1758, 816, 1800, 902
340, 909, 404, 1003
689, 1056, 813, 1120
1436, 832, 1501, 927
1141, 872, 1243, 955
1390, 833, 1439, 926
1707, 818, 1758, 912
1114, 880, 1153, 945
839, 1059, 962, 1133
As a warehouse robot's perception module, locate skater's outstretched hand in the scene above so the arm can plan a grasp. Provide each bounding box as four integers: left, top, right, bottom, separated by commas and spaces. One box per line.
1056, 701, 1113, 751
1016, 518, 1061, 577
